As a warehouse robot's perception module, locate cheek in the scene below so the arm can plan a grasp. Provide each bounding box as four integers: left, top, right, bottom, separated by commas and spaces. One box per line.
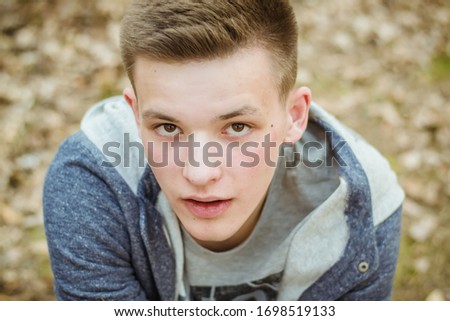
142, 135, 185, 167
144, 141, 165, 164
141, 137, 180, 184
226, 130, 283, 168
227, 142, 277, 180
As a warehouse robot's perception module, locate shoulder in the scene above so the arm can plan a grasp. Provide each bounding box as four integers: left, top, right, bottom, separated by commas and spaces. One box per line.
44, 131, 134, 215
47, 130, 107, 180
309, 102, 405, 226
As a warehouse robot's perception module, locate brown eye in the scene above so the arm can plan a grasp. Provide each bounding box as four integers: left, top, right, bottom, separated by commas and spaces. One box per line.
155, 123, 181, 137
163, 124, 177, 133
231, 123, 245, 132
225, 123, 251, 137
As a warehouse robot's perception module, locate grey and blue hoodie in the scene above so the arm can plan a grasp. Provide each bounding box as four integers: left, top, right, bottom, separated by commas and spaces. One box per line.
43, 96, 404, 300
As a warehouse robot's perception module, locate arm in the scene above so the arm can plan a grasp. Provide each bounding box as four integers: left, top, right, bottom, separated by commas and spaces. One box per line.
43, 136, 148, 300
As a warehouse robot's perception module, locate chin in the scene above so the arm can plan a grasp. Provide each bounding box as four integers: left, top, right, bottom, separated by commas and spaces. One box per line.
187, 226, 239, 250
190, 229, 233, 243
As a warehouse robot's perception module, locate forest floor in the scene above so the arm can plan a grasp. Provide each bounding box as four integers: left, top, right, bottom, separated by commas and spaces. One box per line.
0, 0, 449, 300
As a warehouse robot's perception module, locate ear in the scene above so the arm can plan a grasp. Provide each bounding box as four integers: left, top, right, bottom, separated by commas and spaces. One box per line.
284, 86, 311, 143
123, 87, 141, 133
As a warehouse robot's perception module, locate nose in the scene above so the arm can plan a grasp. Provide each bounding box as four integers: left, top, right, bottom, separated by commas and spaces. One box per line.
182, 137, 223, 186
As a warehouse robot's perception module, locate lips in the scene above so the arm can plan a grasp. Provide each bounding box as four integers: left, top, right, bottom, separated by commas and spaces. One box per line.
183, 198, 232, 219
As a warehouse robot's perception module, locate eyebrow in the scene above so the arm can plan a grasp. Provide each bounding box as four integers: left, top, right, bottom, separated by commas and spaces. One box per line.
142, 110, 180, 123
215, 106, 261, 121
141, 105, 261, 123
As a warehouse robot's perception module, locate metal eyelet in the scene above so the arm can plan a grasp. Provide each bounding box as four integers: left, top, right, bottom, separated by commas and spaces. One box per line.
358, 261, 369, 273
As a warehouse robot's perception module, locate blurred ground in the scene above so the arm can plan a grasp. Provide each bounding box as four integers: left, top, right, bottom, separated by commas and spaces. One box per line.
0, 0, 449, 300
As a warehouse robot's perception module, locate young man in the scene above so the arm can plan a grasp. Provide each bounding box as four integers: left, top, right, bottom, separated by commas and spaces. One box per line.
43, 0, 404, 300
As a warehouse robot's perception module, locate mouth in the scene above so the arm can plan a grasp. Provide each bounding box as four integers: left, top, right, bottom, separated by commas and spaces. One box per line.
183, 198, 232, 219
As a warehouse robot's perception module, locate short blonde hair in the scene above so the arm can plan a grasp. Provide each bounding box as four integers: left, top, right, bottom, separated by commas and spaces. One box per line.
120, 0, 298, 101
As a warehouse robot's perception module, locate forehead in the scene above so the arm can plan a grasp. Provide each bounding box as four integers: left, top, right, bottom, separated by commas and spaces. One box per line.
133, 47, 282, 114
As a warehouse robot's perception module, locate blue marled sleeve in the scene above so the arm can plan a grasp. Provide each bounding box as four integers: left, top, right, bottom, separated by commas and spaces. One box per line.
339, 206, 402, 300
43, 133, 147, 300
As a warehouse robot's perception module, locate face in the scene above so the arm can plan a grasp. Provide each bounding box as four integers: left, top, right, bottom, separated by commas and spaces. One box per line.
125, 47, 311, 251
